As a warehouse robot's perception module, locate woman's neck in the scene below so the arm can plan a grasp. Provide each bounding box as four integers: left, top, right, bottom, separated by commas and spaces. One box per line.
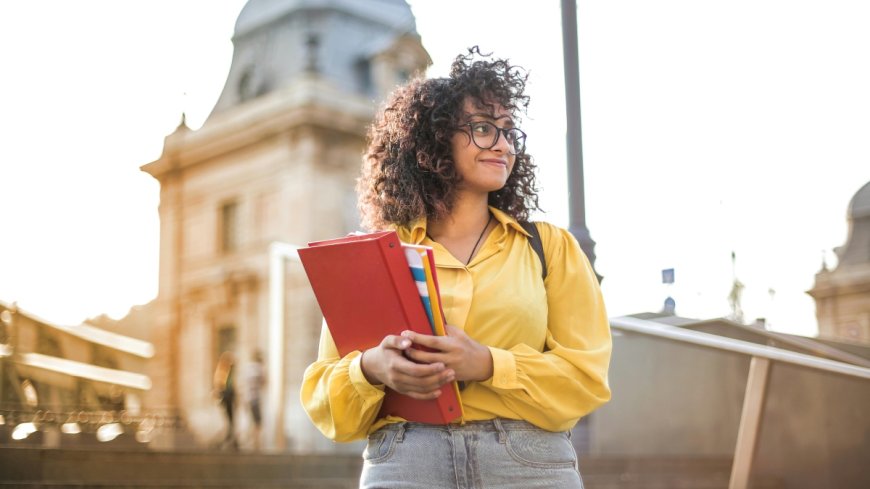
427, 192, 491, 241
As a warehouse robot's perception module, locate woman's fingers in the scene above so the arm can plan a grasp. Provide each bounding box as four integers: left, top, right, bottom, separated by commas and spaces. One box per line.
381, 334, 412, 351
363, 332, 456, 389
401, 326, 493, 382
402, 388, 442, 400
391, 375, 452, 399
386, 357, 454, 395
404, 347, 444, 365
401, 328, 463, 364
392, 361, 453, 386
401, 330, 449, 350
443, 324, 464, 337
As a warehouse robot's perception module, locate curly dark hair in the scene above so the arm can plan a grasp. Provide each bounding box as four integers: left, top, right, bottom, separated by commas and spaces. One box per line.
357, 47, 540, 230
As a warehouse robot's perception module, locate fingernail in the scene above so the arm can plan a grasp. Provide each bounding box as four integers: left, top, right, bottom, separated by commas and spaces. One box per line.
400, 339, 410, 348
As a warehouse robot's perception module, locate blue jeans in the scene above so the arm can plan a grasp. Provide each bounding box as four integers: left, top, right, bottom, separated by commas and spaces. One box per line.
360, 419, 584, 488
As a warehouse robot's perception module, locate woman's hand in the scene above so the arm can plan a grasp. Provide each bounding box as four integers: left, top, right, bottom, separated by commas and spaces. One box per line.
402, 325, 494, 383
360, 334, 456, 400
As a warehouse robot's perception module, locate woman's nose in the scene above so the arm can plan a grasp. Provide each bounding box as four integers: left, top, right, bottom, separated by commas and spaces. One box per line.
491, 129, 511, 153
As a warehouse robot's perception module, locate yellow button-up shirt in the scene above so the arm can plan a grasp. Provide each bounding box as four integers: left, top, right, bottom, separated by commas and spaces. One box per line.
301, 207, 612, 442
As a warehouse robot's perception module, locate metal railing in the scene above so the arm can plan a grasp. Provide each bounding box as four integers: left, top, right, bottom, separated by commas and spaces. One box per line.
609, 315, 870, 489
0, 402, 184, 446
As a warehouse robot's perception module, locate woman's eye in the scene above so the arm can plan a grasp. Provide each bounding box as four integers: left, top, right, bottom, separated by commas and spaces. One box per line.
472, 123, 492, 135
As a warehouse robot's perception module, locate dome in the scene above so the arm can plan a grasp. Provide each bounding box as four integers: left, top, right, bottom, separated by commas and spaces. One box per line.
836, 180, 870, 267
234, 0, 416, 37
206, 0, 426, 121
848, 180, 870, 220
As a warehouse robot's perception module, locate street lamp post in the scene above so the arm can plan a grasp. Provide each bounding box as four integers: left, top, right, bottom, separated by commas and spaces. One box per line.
561, 0, 601, 282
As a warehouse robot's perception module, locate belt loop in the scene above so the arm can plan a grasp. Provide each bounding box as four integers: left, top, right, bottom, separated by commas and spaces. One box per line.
396, 423, 406, 443
492, 418, 506, 444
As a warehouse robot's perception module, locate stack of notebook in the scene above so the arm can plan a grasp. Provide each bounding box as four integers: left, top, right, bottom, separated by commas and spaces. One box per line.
298, 231, 463, 424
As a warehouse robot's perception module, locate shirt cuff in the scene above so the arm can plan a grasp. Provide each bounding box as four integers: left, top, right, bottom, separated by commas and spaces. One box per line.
482, 346, 518, 389
349, 352, 386, 396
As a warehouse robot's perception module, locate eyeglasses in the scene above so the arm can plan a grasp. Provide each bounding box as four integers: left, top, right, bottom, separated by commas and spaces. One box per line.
461, 121, 527, 155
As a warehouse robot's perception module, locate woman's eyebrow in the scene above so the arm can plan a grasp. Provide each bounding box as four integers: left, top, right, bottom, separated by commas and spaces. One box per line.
467, 112, 515, 125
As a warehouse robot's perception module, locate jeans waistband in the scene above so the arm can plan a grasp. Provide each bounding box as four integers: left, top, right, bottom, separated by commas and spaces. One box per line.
380, 418, 542, 434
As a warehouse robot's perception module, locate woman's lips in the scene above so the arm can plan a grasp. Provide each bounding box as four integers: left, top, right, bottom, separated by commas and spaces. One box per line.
480, 158, 508, 166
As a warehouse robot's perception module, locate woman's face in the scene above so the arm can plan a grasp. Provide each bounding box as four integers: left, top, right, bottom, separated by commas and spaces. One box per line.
450, 98, 516, 196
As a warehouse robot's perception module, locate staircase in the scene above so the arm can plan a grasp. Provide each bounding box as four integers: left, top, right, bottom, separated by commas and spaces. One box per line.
0, 448, 783, 488
0, 447, 361, 489
578, 457, 782, 489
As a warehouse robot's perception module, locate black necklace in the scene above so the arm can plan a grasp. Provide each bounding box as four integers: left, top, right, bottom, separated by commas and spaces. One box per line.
466, 213, 493, 265
426, 213, 494, 265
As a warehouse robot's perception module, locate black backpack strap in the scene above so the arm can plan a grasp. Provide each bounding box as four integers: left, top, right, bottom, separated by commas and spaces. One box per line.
520, 221, 547, 281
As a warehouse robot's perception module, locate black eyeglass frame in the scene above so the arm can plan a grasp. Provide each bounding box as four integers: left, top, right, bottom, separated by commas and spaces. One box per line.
459, 121, 527, 155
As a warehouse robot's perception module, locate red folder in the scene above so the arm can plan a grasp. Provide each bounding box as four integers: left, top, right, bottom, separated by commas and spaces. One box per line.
298, 231, 462, 424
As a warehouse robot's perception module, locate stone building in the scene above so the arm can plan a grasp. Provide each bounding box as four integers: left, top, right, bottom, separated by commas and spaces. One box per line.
140, 0, 430, 451
0, 301, 155, 448
809, 180, 870, 344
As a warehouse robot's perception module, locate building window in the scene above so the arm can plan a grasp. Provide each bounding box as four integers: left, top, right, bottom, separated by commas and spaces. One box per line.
219, 201, 240, 253
355, 58, 372, 94
397, 68, 410, 84
238, 69, 253, 101
92, 344, 119, 370
36, 326, 62, 357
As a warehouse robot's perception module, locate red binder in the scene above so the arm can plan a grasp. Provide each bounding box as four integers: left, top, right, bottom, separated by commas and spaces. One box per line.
298, 231, 463, 424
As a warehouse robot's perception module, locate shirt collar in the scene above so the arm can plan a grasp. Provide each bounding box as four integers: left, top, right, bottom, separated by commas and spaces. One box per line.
489, 206, 532, 237
404, 217, 428, 244
400, 206, 530, 243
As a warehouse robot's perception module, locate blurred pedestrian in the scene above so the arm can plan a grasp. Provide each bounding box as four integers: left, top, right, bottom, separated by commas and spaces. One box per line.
213, 351, 237, 449
243, 349, 266, 450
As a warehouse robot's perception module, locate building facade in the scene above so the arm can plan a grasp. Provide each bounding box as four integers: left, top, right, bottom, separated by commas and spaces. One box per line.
140, 0, 430, 451
809, 180, 870, 344
0, 301, 155, 448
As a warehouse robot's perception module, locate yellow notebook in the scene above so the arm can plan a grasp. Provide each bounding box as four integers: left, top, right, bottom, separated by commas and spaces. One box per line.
419, 248, 447, 336
405, 245, 464, 415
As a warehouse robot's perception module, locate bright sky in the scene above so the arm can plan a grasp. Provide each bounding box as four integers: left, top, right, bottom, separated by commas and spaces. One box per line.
1, 1, 868, 337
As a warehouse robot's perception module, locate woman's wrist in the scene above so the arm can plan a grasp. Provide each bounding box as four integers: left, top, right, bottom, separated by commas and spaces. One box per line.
359, 349, 381, 385
473, 343, 494, 382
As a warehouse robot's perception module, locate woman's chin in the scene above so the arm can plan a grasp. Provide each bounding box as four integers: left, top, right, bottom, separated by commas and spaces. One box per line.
458, 181, 509, 195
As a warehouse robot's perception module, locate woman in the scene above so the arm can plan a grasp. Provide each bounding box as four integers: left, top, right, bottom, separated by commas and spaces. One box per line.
301, 48, 611, 488
243, 349, 266, 450
213, 351, 237, 449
